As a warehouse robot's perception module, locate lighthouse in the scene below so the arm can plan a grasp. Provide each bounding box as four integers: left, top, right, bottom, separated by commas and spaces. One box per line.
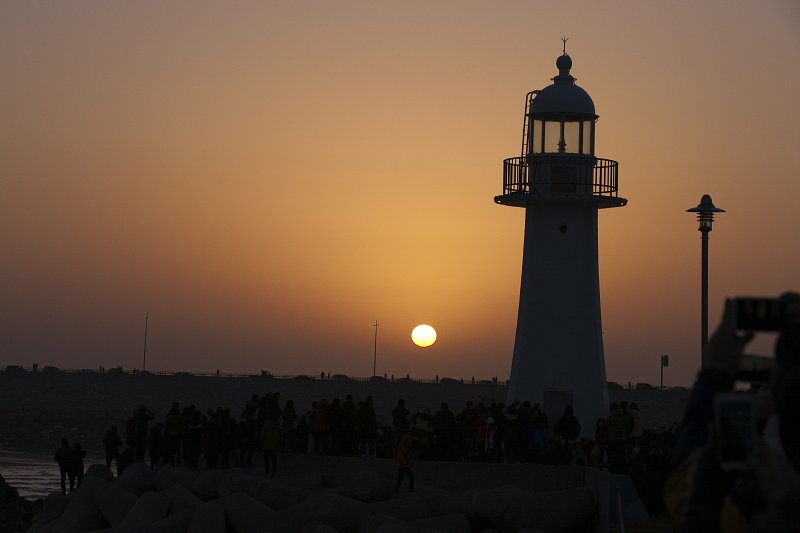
495, 47, 626, 433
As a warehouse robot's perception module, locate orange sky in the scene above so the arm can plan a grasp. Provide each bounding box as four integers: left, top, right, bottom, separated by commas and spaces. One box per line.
2, 1, 799, 386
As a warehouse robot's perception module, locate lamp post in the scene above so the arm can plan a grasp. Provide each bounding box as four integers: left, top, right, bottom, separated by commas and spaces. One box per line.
686, 194, 725, 367
142, 313, 149, 372
372, 320, 379, 377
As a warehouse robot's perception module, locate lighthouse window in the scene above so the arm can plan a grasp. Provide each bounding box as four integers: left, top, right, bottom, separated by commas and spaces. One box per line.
532, 119, 543, 154
544, 120, 561, 153
582, 120, 593, 155
563, 121, 580, 154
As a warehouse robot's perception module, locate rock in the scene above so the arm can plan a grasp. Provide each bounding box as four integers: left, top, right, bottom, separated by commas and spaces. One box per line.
222, 491, 276, 533
115, 462, 156, 495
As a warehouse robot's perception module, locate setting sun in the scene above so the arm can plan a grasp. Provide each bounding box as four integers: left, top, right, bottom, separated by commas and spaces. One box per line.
411, 324, 437, 348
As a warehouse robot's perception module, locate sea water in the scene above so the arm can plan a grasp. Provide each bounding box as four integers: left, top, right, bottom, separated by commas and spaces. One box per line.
0, 449, 105, 500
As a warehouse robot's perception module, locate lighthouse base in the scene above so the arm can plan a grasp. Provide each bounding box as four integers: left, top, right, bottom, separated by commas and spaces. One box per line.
506, 203, 609, 436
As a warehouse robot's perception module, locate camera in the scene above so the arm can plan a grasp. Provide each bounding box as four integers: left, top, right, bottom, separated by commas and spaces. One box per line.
733, 297, 786, 331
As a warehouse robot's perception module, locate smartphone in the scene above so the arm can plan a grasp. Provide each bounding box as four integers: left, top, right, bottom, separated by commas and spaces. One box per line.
733, 297, 786, 331
736, 354, 774, 383
714, 392, 755, 472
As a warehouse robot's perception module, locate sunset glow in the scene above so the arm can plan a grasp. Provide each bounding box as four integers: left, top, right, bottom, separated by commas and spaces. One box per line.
1, 2, 798, 386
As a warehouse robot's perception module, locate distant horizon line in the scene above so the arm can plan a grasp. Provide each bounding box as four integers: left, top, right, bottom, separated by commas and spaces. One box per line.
2, 365, 686, 391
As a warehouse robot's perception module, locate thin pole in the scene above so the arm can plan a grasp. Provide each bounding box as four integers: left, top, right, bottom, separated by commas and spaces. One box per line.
373, 320, 379, 377
143, 313, 149, 371
660, 357, 664, 390
701, 231, 709, 368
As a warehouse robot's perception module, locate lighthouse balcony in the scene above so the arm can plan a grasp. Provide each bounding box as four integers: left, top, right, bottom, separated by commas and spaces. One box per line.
495, 156, 626, 208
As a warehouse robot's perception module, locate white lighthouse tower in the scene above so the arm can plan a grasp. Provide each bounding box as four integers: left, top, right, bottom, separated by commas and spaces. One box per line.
495, 48, 626, 432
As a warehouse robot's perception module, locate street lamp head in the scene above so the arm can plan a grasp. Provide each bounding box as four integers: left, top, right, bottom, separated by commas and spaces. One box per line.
687, 194, 725, 232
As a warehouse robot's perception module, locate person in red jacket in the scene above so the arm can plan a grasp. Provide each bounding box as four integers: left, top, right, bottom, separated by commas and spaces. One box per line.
395, 432, 415, 496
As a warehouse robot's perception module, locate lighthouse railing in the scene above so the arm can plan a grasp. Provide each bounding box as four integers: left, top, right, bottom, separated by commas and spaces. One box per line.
502, 156, 619, 198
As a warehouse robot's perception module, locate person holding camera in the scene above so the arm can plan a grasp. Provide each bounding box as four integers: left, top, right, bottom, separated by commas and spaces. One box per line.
664, 294, 800, 531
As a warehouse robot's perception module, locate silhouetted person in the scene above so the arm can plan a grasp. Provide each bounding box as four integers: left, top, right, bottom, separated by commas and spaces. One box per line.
355, 396, 377, 457
554, 405, 581, 447
395, 433, 415, 496
392, 399, 410, 451
607, 402, 628, 473
163, 402, 186, 466
456, 401, 477, 459
72, 442, 86, 488
260, 415, 282, 477
147, 424, 163, 470
54, 438, 76, 494
204, 408, 223, 469
183, 405, 203, 469
103, 425, 122, 472
432, 402, 456, 460
117, 446, 134, 475
132, 405, 154, 461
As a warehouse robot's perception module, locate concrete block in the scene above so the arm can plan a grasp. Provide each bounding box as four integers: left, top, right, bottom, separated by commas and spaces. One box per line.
222, 491, 276, 533
357, 515, 413, 533
159, 483, 202, 514
280, 471, 324, 491
306, 524, 341, 533
155, 465, 200, 493
367, 494, 429, 521
304, 492, 370, 532
86, 463, 115, 482
193, 470, 224, 501
218, 471, 262, 497
33, 476, 108, 532
344, 471, 394, 503
115, 462, 156, 495
410, 513, 471, 533
472, 486, 596, 533
117, 490, 171, 530
93, 482, 139, 526
146, 508, 194, 533
252, 479, 308, 510
43, 491, 69, 520
416, 488, 485, 530
186, 501, 226, 533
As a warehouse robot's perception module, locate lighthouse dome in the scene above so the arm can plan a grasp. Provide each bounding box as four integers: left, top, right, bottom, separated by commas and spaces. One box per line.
531, 54, 596, 116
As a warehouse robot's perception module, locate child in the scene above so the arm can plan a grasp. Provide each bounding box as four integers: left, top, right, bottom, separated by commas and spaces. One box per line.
395, 433, 415, 496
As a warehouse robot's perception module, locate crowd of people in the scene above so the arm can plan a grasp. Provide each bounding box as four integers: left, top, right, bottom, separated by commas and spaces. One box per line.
64, 389, 675, 516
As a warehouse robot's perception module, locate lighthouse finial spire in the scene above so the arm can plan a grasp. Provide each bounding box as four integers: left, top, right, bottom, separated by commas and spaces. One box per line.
561, 36, 569, 55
